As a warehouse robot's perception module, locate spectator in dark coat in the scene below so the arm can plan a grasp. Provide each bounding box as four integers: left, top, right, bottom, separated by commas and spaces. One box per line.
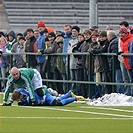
25, 28, 37, 68
89, 31, 111, 96
72, 33, 86, 97
107, 30, 124, 94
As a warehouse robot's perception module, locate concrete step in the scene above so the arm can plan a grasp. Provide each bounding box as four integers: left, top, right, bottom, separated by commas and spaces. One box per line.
0, 3, 10, 31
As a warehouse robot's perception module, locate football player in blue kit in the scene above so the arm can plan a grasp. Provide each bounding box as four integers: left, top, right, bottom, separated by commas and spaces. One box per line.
11, 88, 84, 106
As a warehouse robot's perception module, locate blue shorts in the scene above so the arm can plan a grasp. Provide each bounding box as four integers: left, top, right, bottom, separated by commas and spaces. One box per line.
43, 93, 56, 105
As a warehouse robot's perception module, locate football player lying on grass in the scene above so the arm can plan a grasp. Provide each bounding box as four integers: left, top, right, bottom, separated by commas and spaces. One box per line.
2, 85, 58, 106
11, 88, 85, 106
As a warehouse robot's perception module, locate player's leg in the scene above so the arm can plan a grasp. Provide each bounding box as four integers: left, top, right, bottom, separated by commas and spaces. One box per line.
58, 91, 74, 101
32, 69, 44, 97
44, 93, 56, 105
59, 97, 77, 105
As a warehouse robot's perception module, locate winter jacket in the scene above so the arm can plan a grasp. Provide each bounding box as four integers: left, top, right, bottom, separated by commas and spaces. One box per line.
67, 36, 78, 69
63, 32, 72, 64
0, 44, 7, 67
86, 42, 98, 74
6, 30, 17, 53
57, 47, 66, 74
108, 37, 120, 70
44, 40, 59, 73
11, 42, 26, 68
93, 39, 110, 73
72, 40, 85, 69
36, 33, 46, 64
25, 36, 37, 67
120, 33, 133, 70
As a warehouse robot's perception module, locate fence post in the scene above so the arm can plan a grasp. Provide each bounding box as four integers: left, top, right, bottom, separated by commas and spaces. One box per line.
66, 54, 70, 92
88, 53, 93, 98
112, 54, 116, 93
47, 55, 51, 86
27, 54, 30, 68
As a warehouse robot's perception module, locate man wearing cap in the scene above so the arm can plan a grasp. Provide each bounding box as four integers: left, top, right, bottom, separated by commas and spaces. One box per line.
90, 26, 99, 33
118, 27, 133, 96
43, 32, 64, 94
36, 20, 46, 76
89, 30, 111, 95
11, 36, 26, 68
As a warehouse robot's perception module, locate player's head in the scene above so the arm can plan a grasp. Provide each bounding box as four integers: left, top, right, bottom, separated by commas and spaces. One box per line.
12, 91, 23, 101
10, 67, 20, 80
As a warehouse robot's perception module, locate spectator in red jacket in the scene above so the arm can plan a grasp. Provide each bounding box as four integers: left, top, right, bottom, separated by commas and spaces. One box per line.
118, 27, 133, 96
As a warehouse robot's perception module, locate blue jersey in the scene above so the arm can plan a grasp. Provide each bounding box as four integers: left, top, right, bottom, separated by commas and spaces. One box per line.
17, 88, 43, 106
16, 88, 55, 106
15, 88, 76, 106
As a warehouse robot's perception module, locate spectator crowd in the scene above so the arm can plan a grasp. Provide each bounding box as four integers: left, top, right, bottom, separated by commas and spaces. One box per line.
0, 20, 133, 99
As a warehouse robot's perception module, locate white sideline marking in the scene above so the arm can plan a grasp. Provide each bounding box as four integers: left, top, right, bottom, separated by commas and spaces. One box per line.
1, 103, 133, 118
80, 106, 133, 113
16, 106, 133, 118
0, 116, 132, 120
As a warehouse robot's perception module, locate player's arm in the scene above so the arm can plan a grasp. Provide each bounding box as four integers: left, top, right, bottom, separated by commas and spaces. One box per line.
2, 81, 12, 106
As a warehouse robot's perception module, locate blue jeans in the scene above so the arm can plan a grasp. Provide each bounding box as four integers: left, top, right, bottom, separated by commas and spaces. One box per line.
120, 62, 133, 96
70, 69, 78, 95
115, 68, 124, 94
0, 67, 6, 91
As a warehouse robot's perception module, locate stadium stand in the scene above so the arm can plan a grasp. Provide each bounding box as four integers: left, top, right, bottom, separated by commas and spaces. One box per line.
1, 0, 133, 32
98, 2, 133, 30
3, 1, 89, 32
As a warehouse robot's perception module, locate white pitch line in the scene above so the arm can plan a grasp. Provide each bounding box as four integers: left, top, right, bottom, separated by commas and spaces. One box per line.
16, 106, 133, 118
1, 104, 133, 118
0, 116, 132, 120
80, 106, 133, 113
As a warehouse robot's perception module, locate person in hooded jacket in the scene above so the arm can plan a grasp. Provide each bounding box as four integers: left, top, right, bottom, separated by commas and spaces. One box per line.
6, 30, 17, 74
6, 30, 17, 53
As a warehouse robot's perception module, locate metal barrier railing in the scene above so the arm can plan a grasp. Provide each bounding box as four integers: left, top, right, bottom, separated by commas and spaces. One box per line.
0, 52, 133, 96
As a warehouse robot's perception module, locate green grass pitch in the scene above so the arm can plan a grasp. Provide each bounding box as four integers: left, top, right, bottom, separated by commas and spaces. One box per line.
0, 93, 133, 133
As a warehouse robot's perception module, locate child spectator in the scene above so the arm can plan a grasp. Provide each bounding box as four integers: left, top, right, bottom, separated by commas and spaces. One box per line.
57, 38, 66, 93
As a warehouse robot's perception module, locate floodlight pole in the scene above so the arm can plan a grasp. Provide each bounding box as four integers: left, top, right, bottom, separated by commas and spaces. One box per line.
89, 0, 98, 28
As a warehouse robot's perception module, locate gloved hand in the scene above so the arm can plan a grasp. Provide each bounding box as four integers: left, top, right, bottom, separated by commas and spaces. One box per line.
38, 50, 44, 55
88, 48, 94, 54
2, 103, 12, 106
117, 51, 124, 55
